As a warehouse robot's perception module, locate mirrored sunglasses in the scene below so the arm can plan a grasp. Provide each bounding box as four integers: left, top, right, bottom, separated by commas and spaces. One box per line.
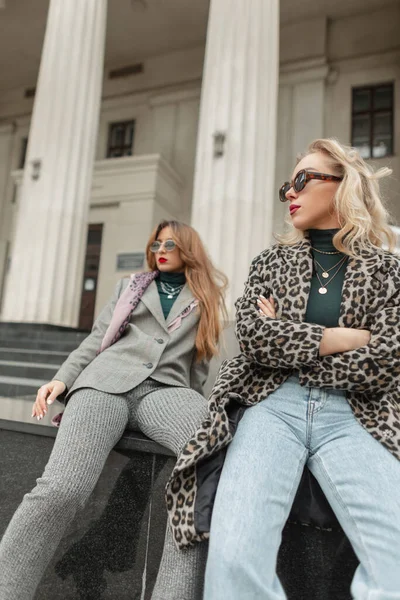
149, 239, 177, 253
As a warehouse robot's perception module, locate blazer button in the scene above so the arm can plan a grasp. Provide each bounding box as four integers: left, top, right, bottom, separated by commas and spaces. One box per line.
143, 362, 153, 369
156, 338, 164, 344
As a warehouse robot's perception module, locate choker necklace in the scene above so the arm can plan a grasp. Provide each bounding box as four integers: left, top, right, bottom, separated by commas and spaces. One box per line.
314, 256, 348, 295
311, 246, 341, 255
160, 280, 184, 299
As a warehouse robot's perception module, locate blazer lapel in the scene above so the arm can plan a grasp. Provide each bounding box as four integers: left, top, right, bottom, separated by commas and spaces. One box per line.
140, 281, 169, 333
278, 239, 313, 321
166, 284, 196, 327
339, 249, 385, 328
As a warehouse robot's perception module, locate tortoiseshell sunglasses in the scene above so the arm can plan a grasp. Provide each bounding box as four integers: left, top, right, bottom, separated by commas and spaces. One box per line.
279, 169, 343, 203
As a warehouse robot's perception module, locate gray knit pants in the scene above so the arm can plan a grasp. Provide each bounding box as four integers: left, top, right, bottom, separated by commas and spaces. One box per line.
0, 381, 208, 600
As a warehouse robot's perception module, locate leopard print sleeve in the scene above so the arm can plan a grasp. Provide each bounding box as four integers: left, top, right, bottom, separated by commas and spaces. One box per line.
299, 287, 400, 394
235, 251, 325, 370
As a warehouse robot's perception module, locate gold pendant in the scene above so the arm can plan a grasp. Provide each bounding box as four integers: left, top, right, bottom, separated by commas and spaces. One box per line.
322, 272, 329, 279
318, 287, 328, 295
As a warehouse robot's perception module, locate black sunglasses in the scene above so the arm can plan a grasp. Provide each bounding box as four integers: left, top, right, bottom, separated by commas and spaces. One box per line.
279, 169, 343, 203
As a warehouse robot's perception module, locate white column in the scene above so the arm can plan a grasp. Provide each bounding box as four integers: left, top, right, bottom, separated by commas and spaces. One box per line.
0, 124, 14, 296
191, 0, 279, 311
1, 0, 107, 326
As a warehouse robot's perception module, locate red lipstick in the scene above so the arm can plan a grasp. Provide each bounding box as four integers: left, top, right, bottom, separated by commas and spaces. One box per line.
289, 204, 300, 215
158, 258, 167, 263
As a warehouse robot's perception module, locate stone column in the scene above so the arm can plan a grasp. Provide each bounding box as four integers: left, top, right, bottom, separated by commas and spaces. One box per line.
0, 124, 15, 302
191, 0, 280, 311
1, 0, 107, 326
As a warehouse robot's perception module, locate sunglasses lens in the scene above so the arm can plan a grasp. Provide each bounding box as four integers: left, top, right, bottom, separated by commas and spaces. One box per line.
150, 242, 161, 253
294, 170, 306, 192
164, 240, 176, 251
279, 183, 290, 202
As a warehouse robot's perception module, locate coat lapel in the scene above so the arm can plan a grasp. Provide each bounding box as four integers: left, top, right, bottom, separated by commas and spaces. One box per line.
140, 281, 197, 332
140, 281, 169, 333
166, 283, 196, 327
279, 238, 386, 329
339, 249, 385, 328
278, 239, 313, 321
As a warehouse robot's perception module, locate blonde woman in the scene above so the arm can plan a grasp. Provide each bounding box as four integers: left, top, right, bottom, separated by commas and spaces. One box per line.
164, 140, 400, 600
0, 220, 227, 600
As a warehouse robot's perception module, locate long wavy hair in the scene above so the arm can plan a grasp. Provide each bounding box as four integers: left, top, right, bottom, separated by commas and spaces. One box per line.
146, 220, 228, 361
277, 138, 396, 255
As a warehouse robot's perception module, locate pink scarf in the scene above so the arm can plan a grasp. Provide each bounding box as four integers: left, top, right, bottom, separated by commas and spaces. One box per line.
51, 271, 198, 427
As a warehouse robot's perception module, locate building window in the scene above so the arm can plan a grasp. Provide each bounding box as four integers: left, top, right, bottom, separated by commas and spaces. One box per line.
351, 83, 394, 159
106, 120, 135, 158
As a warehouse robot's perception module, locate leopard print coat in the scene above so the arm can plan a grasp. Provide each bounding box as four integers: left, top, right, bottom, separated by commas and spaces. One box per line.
165, 237, 400, 549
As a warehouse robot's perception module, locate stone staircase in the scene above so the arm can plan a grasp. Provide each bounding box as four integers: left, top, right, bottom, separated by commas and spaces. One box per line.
0, 323, 88, 398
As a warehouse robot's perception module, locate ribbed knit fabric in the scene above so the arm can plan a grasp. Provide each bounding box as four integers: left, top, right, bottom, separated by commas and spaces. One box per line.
151, 525, 208, 600
305, 229, 348, 328
0, 382, 208, 600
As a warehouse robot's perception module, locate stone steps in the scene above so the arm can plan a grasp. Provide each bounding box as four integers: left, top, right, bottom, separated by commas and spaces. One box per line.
0, 337, 83, 352
0, 322, 88, 341
0, 360, 61, 382
0, 375, 46, 398
0, 348, 69, 363
0, 323, 86, 397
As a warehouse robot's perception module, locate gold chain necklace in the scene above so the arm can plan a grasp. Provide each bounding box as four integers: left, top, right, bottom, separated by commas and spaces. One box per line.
314, 256, 347, 280
314, 256, 348, 295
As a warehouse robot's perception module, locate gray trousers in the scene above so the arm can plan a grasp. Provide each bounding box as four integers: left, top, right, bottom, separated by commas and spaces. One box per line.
0, 381, 207, 600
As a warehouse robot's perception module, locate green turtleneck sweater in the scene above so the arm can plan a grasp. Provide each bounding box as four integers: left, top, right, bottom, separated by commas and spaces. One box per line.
156, 271, 186, 319
304, 229, 348, 328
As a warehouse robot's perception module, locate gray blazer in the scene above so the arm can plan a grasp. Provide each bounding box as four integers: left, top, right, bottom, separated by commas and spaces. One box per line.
53, 278, 209, 401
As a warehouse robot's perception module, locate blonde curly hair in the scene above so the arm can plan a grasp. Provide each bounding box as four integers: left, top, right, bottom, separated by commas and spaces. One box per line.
277, 138, 396, 256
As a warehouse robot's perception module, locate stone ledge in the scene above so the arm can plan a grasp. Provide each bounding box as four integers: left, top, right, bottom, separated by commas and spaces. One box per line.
0, 418, 174, 456
0, 394, 174, 456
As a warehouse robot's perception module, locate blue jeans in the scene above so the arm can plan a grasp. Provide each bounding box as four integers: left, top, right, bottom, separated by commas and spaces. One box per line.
204, 376, 400, 600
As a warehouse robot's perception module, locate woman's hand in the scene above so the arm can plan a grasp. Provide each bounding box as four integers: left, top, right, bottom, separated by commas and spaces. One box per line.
32, 380, 66, 420
257, 295, 277, 318
319, 328, 371, 357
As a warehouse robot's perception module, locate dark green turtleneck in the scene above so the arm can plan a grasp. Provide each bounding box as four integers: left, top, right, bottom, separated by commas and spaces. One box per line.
156, 271, 186, 319
304, 229, 348, 328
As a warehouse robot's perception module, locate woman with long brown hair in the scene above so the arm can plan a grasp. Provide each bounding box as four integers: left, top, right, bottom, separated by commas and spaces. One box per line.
0, 220, 227, 600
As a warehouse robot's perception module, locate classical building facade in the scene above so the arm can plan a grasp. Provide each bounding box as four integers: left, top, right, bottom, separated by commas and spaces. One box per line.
0, 0, 399, 328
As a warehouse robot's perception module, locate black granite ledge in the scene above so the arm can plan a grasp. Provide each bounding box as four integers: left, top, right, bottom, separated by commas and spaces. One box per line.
1, 428, 173, 599
0, 418, 174, 456
1, 402, 359, 599
0, 393, 174, 456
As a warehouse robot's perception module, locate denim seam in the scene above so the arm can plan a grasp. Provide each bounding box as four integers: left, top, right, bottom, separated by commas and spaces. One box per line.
306, 400, 314, 449
311, 453, 378, 591
312, 389, 328, 414
286, 448, 309, 519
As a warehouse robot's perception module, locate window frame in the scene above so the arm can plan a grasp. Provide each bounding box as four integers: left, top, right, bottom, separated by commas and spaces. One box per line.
106, 119, 135, 159
351, 82, 394, 159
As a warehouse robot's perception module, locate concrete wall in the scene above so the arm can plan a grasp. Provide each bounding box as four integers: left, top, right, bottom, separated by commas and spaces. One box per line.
274, 5, 400, 234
